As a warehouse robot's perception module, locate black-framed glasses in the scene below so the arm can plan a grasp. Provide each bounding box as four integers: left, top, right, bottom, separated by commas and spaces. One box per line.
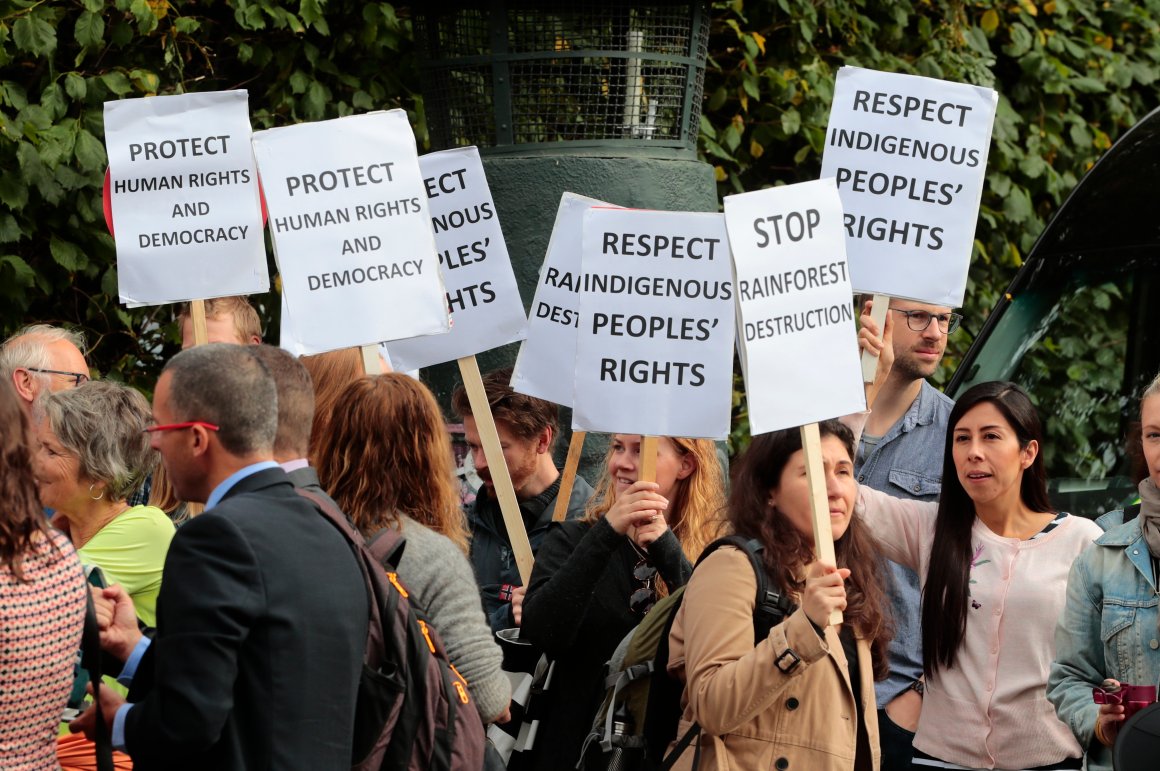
25, 367, 90, 387
890, 309, 962, 335
630, 559, 657, 616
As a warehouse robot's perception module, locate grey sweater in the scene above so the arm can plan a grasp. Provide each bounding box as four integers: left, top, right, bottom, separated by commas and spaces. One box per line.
395, 516, 511, 722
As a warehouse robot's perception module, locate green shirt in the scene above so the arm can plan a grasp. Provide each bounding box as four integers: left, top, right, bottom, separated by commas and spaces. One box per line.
78, 504, 175, 627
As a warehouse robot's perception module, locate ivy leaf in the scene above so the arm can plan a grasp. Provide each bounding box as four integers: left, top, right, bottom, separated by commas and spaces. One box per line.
13, 15, 57, 56
780, 107, 801, 136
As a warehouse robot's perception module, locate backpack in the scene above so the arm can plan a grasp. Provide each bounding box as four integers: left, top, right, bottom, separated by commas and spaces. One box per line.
577, 535, 793, 771
296, 488, 487, 771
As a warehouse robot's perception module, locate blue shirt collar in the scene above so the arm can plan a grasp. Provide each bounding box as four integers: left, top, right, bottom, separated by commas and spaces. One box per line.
205, 461, 281, 511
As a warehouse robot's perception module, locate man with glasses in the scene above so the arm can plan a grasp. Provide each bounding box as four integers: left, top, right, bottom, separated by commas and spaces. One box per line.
74, 344, 367, 771
857, 298, 959, 771
0, 324, 89, 416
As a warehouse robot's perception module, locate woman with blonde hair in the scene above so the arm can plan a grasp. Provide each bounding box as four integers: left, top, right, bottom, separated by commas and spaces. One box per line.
313, 374, 507, 722
520, 433, 726, 770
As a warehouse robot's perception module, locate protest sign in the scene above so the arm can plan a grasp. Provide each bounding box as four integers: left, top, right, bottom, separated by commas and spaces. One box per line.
103, 91, 268, 305
821, 66, 997, 307
252, 110, 449, 353
571, 208, 736, 439
384, 147, 527, 370
723, 178, 864, 435
511, 193, 617, 408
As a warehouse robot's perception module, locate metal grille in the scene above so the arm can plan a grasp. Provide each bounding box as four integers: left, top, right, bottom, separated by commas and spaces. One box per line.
413, 2, 709, 152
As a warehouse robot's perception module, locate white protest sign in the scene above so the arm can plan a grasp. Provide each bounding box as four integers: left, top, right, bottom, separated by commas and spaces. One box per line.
571, 208, 736, 439
103, 90, 269, 305
252, 110, 449, 353
724, 178, 865, 435
820, 65, 997, 307
384, 146, 527, 370
511, 193, 617, 408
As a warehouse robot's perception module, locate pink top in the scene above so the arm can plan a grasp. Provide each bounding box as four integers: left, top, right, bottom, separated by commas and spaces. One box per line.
857, 484, 1101, 769
0, 528, 87, 771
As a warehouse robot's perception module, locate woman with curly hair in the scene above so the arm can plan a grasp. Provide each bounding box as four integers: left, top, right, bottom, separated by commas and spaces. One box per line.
313, 373, 508, 723
667, 420, 890, 771
521, 433, 726, 770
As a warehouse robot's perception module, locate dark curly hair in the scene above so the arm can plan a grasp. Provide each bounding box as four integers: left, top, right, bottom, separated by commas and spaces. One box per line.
728, 419, 891, 680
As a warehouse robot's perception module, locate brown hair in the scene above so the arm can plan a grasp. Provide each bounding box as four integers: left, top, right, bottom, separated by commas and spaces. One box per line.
584, 436, 727, 583
451, 367, 558, 451
314, 374, 469, 553
248, 345, 315, 460
300, 347, 364, 460
0, 381, 51, 579
728, 420, 891, 680
177, 296, 262, 344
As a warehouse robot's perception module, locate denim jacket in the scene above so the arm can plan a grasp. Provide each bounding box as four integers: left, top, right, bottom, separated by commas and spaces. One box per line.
855, 379, 954, 707
1047, 515, 1160, 771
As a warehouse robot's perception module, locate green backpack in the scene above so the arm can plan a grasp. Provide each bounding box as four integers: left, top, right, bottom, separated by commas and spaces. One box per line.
577, 535, 793, 771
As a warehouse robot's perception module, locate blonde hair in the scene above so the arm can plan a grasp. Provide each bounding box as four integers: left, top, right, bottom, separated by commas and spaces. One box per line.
584, 436, 727, 566
314, 374, 469, 553
177, 296, 262, 344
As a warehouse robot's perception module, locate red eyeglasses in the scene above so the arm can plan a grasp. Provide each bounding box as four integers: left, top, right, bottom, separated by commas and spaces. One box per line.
143, 421, 220, 433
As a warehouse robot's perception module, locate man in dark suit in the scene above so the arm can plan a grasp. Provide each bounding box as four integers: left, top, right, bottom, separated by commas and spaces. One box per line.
76, 343, 367, 771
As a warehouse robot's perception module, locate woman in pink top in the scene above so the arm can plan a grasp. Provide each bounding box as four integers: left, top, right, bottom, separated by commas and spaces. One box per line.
0, 382, 87, 771
857, 317, 1101, 771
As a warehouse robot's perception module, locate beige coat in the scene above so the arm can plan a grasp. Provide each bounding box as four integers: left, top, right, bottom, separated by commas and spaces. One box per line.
667, 547, 880, 771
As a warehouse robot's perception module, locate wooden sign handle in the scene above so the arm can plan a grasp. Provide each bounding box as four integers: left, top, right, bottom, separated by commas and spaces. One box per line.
360, 345, 382, 375
861, 293, 890, 384
552, 430, 587, 522
639, 435, 659, 483
801, 422, 842, 626
190, 299, 209, 346
458, 355, 535, 586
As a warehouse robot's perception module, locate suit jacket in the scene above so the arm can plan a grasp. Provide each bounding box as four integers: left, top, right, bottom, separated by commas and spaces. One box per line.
125, 467, 368, 771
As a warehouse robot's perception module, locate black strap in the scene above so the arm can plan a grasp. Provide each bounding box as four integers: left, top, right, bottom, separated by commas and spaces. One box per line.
660, 723, 701, 771
81, 589, 114, 771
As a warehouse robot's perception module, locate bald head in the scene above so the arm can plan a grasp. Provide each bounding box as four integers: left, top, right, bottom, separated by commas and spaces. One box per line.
0, 325, 89, 413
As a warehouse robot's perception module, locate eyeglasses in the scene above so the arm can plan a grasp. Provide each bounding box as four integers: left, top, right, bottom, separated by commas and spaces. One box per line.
630, 560, 657, 616
143, 421, 220, 433
890, 309, 963, 335
26, 368, 90, 387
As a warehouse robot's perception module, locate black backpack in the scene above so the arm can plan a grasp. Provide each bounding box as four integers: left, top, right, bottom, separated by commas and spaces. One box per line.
578, 535, 793, 771
296, 488, 486, 771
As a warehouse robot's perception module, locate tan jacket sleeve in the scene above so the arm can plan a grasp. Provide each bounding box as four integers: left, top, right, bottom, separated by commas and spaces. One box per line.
679, 547, 829, 736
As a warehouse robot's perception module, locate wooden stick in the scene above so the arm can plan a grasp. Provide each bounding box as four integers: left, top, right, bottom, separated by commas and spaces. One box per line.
639, 435, 658, 483
360, 345, 382, 375
801, 422, 842, 626
458, 355, 535, 585
552, 430, 586, 522
861, 293, 890, 384
190, 299, 209, 346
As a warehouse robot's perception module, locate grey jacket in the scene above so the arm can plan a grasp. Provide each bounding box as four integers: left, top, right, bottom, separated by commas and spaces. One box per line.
468, 472, 594, 632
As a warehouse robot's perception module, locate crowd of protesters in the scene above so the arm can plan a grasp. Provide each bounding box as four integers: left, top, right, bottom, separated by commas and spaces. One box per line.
1, 295, 1158, 771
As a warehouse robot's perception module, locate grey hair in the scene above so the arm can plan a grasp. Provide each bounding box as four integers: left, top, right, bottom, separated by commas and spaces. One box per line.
0, 324, 87, 384
1144, 371, 1160, 405
41, 381, 156, 501
163, 344, 277, 456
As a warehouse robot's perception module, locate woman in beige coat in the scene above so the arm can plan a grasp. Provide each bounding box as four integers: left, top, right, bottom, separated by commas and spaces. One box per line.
667, 420, 891, 771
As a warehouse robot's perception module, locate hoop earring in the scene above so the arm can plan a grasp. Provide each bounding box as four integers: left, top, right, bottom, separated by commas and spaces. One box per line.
89, 483, 104, 501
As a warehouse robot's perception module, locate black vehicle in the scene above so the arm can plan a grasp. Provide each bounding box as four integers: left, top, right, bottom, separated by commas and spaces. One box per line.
947, 106, 1160, 517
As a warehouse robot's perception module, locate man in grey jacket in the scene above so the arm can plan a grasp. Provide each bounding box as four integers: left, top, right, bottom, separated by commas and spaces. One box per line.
452, 367, 593, 633
858, 299, 958, 771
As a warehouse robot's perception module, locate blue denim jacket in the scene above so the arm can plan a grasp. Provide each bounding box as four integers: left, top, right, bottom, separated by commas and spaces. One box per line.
854, 380, 954, 707
1047, 515, 1160, 771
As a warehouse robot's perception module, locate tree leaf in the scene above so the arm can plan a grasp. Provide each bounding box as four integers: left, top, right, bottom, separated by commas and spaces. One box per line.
50, 235, 82, 270
75, 11, 106, 48
13, 15, 57, 56
74, 129, 107, 172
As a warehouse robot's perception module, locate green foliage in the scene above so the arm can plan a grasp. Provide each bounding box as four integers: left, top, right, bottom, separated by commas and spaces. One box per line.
0, 0, 420, 381
707, 0, 1160, 456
